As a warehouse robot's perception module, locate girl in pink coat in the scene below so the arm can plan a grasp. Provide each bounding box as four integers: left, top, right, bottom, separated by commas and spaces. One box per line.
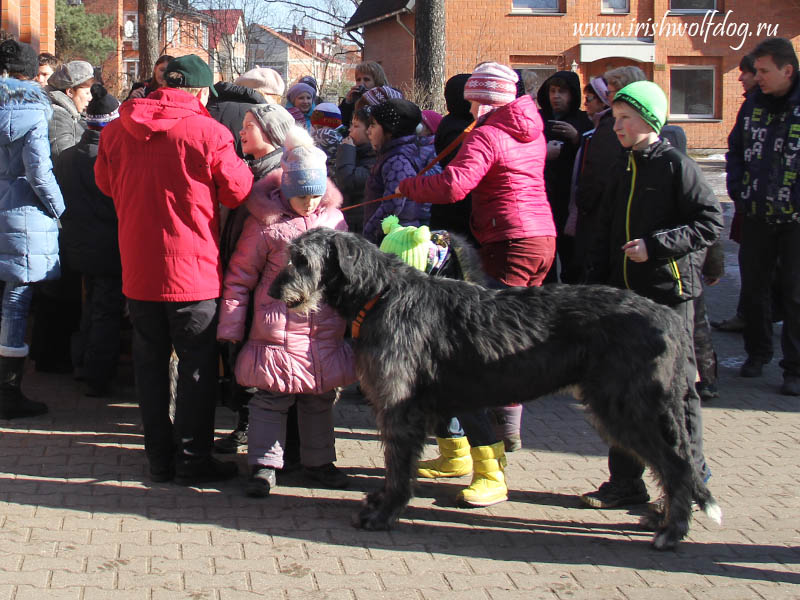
217, 127, 355, 497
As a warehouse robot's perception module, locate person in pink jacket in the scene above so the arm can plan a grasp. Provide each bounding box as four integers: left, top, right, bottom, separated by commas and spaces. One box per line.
217, 126, 355, 497
398, 62, 556, 287
398, 62, 556, 464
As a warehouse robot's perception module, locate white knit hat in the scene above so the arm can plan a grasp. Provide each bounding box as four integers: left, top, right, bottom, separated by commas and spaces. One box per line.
464, 62, 519, 107
234, 67, 285, 98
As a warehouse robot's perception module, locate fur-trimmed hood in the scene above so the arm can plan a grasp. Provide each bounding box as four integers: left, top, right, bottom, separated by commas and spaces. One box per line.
245, 168, 344, 227
47, 87, 80, 118
0, 77, 53, 145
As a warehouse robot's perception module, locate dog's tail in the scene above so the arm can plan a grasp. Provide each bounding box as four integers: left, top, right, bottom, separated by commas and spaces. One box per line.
693, 476, 723, 526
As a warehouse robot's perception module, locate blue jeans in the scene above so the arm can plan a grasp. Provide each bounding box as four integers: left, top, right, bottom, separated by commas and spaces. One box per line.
0, 282, 34, 350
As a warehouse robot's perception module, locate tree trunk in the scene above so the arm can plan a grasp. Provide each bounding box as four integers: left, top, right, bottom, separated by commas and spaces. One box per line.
414, 0, 445, 111
138, 0, 159, 82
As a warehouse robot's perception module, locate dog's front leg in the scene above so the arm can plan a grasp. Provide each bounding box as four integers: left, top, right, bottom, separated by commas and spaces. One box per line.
355, 401, 427, 530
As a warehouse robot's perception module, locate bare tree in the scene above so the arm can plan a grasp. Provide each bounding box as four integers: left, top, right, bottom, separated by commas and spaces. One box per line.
261, 0, 363, 49
414, 0, 445, 110
138, 0, 159, 80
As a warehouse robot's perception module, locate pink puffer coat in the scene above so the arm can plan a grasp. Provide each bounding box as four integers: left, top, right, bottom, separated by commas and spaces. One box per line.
217, 170, 355, 394
398, 94, 555, 245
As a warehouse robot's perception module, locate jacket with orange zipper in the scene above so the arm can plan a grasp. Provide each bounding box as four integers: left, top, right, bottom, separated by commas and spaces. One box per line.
586, 138, 723, 305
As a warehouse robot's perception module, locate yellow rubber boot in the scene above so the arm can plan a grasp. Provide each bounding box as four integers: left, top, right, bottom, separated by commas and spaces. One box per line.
417, 436, 472, 478
456, 442, 508, 507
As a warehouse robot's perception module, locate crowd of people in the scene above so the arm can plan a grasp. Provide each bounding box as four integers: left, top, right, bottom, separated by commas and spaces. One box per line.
1, 34, 797, 511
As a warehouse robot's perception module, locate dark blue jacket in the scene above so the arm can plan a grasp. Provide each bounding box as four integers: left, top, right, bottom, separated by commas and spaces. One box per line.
726, 74, 800, 224
55, 128, 121, 276
0, 78, 65, 284
363, 134, 431, 243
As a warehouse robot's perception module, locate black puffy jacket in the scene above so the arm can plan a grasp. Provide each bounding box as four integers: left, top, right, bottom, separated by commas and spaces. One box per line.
206, 82, 266, 158
54, 129, 121, 276
587, 138, 723, 305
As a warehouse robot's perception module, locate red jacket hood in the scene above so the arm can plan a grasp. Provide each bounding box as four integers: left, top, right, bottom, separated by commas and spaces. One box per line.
245, 169, 344, 226
480, 95, 543, 143
120, 87, 211, 141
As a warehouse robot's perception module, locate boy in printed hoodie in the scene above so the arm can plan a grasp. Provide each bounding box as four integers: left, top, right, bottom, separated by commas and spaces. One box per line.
582, 81, 723, 512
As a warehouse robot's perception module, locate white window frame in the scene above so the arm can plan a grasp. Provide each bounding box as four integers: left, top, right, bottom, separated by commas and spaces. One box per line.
123, 59, 139, 87
668, 0, 717, 14
601, 0, 630, 14
202, 24, 209, 48
122, 12, 138, 41
510, 0, 561, 15
166, 17, 175, 44
512, 65, 558, 96
669, 65, 716, 120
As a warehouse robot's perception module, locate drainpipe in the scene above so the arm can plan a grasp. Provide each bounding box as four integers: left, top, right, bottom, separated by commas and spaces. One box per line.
395, 13, 414, 38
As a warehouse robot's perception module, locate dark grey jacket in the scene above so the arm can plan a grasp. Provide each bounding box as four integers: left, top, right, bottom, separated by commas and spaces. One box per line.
46, 88, 85, 161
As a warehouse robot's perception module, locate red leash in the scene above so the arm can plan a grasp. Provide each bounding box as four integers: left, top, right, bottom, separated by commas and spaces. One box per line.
341, 121, 476, 213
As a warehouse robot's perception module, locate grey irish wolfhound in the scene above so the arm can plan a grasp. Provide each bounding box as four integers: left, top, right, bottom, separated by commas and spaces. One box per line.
268, 228, 722, 550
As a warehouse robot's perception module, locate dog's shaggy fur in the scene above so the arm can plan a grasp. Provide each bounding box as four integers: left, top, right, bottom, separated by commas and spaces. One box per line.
269, 228, 722, 550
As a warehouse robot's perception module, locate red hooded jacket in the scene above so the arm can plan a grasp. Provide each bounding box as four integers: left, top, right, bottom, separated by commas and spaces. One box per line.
398, 95, 555, 245
95, 87, 253, 302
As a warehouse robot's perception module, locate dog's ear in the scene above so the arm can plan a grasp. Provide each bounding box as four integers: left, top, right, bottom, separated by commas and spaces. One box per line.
332, 233, 362, 280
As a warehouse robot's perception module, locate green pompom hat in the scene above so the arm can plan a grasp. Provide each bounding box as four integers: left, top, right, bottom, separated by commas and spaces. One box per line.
379, 215, 431, 272
613, 80, 668, 134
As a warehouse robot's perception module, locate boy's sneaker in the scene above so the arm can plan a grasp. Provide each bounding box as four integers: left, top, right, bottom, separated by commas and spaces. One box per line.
246, 466, 276, 497
174, 456, 238, 486
781, 374, 800, 396
580, 479, 649, 509
303, 463, 349, 489
214, 428, 247, 454
740, 358, 765, 378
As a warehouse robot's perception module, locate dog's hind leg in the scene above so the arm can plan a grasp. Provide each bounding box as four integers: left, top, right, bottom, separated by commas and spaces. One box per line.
355, 400, 428, 531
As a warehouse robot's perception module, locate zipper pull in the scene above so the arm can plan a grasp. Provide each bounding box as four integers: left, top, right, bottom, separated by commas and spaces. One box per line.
626, 151, 633, 172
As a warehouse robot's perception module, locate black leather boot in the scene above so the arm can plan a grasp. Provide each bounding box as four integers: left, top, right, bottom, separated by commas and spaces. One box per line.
0, 355, 48, 419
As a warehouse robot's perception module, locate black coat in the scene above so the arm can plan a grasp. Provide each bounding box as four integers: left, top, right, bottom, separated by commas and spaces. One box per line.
537, 71, 593, 230
54, 129, 121, 277
206, 82, 266, 158
587, 139, 723, 306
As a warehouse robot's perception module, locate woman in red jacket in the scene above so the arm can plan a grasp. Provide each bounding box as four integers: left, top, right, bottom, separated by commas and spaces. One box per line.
398, 62, 556, 287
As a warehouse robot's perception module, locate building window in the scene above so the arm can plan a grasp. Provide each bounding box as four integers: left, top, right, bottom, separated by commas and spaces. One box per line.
669, 0, 716, 12
124, 59, 139, 88
202, 25, 209, 48
511, 1, 560, 14
123, 12, 138, 40
166, 18, 174, 43
601, 0, 629, 13
513, 66, 557, 95
669, 66, 715, 119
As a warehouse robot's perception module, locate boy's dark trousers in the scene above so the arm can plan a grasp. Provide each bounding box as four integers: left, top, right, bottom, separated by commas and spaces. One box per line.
74, 275, 124, 388
739, 217, 800, 376
127, 298, 219, 469
608, 299, 709, 482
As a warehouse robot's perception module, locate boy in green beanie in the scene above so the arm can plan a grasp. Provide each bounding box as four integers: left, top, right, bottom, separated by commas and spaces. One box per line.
581, 81, 724, 512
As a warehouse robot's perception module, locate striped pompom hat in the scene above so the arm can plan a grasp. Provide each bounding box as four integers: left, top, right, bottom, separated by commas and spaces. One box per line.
464, 62, 519, 107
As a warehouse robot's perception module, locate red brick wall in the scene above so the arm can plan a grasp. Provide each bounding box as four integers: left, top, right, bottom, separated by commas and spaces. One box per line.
2, 0, 22, 41
38, 0, 54, 53
361, 0, 800, 148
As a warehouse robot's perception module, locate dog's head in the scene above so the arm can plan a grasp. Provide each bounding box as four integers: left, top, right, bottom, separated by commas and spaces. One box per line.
268, 228, 396, 317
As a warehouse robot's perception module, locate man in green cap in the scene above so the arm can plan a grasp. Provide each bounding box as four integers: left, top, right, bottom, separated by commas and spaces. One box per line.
581, 80, 723, 512
95, 54, 253, 487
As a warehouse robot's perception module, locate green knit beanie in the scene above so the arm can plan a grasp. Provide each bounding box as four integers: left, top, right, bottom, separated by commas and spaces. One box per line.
613, 81, 668, 134
379, 215, 431, 272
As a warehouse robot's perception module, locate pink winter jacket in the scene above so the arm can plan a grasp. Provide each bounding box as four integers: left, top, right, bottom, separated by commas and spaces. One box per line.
217, 170, 356, 394
398, 95, 555, 245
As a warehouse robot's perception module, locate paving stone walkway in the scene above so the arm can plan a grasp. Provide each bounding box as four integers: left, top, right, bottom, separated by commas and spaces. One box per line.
0, 178, 798, 599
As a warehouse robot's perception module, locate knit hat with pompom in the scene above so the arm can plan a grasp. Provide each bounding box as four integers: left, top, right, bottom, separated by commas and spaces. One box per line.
379, 215, 432, 272
280, 126, 328, 198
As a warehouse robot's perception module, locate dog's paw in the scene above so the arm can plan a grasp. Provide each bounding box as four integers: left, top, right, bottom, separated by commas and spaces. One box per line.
364, 490, 385, 510
651, 520, 689, 551
353, 506, 392, 530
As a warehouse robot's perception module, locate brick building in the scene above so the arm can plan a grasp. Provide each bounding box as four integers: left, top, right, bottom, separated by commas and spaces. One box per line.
0, 0, 56, 52
346, 0, 800, 148
84, 0, 212, 96
202, 8, 246, 82
248, 23, 358, 100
